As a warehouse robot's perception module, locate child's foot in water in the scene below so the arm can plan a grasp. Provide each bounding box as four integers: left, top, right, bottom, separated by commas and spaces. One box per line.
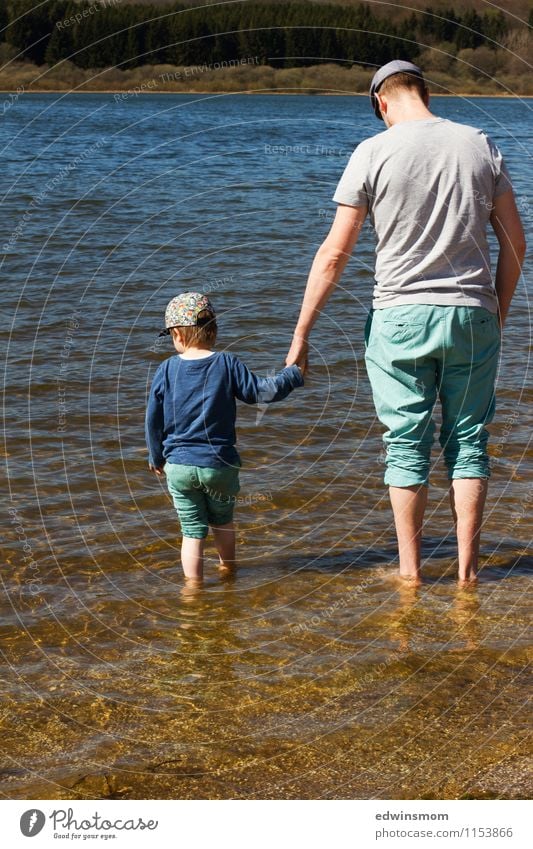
181, 578, 203, 600
218, 561, 236, 578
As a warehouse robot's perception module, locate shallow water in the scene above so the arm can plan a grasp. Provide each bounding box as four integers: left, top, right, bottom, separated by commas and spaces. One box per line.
1, 93, 531, 799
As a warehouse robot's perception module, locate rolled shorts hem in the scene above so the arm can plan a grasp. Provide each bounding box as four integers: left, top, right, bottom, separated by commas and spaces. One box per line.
175, 508, 235, 538
208, 516, 234, 527
385, 472, 429, 487
448, 470, 490, 481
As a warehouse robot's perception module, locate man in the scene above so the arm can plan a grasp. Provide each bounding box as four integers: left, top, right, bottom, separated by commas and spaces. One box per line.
285, 60, 526, 585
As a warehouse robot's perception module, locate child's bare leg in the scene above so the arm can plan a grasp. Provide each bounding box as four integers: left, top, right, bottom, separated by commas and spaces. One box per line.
181, 536, 204, 581
211, 522, 236, 571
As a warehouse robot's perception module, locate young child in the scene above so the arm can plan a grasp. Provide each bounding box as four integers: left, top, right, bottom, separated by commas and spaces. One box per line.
145, 292, 303, 584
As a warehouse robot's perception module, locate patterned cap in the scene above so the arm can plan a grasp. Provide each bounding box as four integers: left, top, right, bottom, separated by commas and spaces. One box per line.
159, 292, 216, 336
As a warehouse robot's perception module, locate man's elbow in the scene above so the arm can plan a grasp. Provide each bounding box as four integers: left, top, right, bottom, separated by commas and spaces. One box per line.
497, 230, 527, 262
516, 234, 527, 262
316, 243, 350, 269
507, 234, 527, 264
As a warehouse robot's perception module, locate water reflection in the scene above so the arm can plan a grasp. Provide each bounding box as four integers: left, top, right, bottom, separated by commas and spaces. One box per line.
451, 588, 482, 651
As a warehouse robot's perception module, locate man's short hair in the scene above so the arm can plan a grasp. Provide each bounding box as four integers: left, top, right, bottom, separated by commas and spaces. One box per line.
379, 71, 428, 100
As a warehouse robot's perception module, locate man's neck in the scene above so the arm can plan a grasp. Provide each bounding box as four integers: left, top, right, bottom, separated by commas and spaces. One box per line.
385, 104, 435, 128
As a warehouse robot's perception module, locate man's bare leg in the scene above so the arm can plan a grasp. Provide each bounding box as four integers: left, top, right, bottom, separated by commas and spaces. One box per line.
389, 485, 428, 583
449, 478, 488, 584
212, 522, 236, 573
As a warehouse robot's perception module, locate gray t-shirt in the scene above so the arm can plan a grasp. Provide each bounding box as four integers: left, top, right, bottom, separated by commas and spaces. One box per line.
332, 117, 512, 312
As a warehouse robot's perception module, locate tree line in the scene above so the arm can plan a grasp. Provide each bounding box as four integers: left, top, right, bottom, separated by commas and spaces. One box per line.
1, 1, 515, 70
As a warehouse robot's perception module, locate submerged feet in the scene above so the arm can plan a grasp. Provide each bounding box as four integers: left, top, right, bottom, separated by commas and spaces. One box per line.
217, 560, 236, 575
457, 572, 478, 588
398, 569, 422, 586
180, 577, 203, 601
396, 563, 479, 587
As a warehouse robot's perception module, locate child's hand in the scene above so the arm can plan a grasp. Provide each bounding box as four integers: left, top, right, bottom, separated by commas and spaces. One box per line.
149, 464, 165, 476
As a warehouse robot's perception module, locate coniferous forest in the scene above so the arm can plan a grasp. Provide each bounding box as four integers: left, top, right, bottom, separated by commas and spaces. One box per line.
0, 1, 530, 94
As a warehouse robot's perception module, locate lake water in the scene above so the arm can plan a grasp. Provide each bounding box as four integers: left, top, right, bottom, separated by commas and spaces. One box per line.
1, 93, 531, 799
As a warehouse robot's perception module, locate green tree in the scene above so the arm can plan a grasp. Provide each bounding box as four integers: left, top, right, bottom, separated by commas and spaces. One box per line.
166, 12, 211, 66
455, 10, 485, 50
433, 8, 460, 43
6, 0, 69, 64
144, 17, 173, 65
44, 1, 82, 67
398, 12, 421, 56
419, 7, 437, 37
482, 11, 508, 46
0, 3, 8, 42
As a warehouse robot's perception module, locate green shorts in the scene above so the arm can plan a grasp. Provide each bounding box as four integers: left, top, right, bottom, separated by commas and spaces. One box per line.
364, 304, 501, 487
165, 463, 241, 539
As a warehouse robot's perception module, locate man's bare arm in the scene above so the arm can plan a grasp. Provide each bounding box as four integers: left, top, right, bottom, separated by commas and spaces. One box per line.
490, 189, 526, 326
286, 204, 367, 370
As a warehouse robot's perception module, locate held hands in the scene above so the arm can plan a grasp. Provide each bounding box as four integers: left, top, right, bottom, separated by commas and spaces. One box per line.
149, 464, 165, 476
285, 334, 309, 376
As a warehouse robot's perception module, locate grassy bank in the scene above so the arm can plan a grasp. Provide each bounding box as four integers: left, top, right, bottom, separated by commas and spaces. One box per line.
1, 59, 531, 97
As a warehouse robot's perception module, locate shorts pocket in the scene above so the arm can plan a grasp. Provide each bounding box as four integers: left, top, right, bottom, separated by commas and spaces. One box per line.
459, 308, 499, 337
198, 466, 240, 498
459, 307, 496, 324
165, 463, 199, 491
382, 318, 425, 343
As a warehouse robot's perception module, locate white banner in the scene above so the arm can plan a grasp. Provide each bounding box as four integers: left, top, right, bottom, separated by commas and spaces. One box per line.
2, 799, 530, 848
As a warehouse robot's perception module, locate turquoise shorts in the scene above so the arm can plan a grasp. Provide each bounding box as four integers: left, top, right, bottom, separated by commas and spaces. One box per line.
364, 304, 501, 487
165, 463, 241, 539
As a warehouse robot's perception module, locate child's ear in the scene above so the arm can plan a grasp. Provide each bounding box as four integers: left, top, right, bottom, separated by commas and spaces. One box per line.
172, 328, 186, 348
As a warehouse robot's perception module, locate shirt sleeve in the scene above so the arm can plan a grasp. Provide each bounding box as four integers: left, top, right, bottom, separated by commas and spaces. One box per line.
229, 356, 304, 405
485, 134, 513, 199
145, 363, 166, 468
332, 142, 372, 207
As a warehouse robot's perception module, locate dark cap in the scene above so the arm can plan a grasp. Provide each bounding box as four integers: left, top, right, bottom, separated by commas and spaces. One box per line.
369, 60, 425, 120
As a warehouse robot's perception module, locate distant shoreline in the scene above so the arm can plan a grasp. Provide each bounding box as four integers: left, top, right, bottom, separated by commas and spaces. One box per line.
1, 89, 530, 98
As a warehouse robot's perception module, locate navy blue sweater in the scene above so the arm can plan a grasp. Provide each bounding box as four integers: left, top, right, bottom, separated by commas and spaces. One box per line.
145, 351, 303, 469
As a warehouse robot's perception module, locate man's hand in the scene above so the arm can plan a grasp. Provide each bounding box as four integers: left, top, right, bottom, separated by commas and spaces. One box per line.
149, 464, 165, 476
286, 335, 309, 375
